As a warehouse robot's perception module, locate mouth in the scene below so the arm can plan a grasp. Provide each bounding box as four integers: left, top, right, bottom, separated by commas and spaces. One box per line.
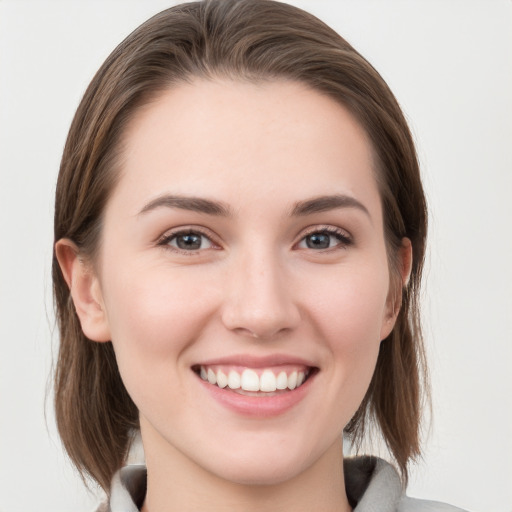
192, 364, 318, 396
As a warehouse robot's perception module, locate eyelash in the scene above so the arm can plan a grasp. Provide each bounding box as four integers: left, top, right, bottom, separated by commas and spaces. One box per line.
157, 227, 218, 256
297, 226, 353, 251
157, 225, 353, 255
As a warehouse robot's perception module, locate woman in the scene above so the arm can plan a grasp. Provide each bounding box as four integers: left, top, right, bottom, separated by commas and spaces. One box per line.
53, 1, 465, 510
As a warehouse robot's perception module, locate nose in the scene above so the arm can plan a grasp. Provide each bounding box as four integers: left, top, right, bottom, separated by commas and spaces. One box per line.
221, 250, 301, 340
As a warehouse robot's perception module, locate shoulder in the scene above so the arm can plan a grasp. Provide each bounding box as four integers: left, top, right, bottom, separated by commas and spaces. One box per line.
94, 503, 109, 512
344, 456, 468, 512
398, 496, 468, 512
94, 464, 147, 512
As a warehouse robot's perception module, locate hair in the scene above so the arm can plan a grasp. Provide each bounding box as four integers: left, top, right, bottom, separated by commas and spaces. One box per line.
53, 0, 428, 492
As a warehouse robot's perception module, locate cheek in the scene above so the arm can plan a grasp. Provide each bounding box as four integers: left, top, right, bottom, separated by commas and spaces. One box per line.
103, 263, 216, 353
99, 263, 223, 417
99, 263, 222, 413
304, 263, 389, 409
308, 263, 390, 348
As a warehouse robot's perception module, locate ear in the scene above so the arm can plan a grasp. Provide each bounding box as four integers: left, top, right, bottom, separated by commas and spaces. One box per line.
55, 239, 111, 342
380, 237, 413, 340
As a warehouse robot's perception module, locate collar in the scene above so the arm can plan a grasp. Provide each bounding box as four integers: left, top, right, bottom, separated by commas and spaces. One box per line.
106, 456, 403, 512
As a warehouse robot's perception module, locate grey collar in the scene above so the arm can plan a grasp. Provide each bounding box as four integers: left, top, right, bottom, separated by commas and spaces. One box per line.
104, 456, 464, 512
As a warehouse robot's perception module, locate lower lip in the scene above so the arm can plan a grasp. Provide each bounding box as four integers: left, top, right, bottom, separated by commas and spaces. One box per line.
195, 372, 316, 418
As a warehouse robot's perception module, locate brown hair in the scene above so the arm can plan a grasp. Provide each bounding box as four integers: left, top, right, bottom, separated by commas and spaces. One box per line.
53, 0, 428, 492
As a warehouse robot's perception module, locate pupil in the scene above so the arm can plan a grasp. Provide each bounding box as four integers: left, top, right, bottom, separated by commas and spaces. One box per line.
307, 233, 330, 249
177, 233, 201, 250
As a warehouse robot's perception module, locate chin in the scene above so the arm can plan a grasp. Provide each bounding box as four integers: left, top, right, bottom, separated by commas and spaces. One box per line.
194, 435, 325, 487
208, 457, 307, 487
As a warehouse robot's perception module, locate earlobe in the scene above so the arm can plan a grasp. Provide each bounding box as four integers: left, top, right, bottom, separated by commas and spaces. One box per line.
380, 237, 413, 340
55, 239, 111, 342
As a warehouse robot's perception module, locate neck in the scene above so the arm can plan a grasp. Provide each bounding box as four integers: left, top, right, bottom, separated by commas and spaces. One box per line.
140, 430, 352, 512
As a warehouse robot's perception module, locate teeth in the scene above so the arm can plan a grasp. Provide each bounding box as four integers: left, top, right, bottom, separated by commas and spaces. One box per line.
260, 370, 277, 392
241, 369, 260, 391
216, 370, 228, 388
198, 366, 310, 392
207, 368, 217, 385
276, 371, 288, 390
288, 371, 298, 390
228, 370, 241, 389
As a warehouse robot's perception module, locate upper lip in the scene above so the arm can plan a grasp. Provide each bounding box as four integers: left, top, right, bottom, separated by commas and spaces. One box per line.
193, 353, 318, 369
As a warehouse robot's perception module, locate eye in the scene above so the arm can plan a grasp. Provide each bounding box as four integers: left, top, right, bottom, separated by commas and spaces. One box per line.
159, 229, 215, 253
297, 227, 352, 250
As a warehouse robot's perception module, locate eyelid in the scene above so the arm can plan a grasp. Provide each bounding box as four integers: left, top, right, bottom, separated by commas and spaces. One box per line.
156, 225, 221, 253
155, 224, 352, 255
295, 225, 353, 250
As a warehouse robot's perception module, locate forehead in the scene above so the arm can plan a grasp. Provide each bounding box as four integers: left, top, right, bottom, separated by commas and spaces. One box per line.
112, 79, 380, 218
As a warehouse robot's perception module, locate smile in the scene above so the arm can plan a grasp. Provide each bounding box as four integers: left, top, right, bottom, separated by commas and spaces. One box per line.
196, 365, 312, 393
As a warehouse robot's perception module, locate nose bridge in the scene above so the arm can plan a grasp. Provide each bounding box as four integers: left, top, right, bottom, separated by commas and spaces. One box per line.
221, 242, 300, 339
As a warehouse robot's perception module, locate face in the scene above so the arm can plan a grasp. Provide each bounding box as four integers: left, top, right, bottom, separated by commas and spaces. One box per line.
87, 79, 399, 485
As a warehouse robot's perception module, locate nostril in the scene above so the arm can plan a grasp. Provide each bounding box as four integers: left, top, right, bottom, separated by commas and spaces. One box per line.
230, 325, 296, 341
220, 279, 301, 339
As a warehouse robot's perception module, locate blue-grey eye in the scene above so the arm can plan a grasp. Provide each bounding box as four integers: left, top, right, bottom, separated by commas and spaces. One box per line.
305, 232, 331, 249
168, 232, 213, 251
298, 229, 351, 250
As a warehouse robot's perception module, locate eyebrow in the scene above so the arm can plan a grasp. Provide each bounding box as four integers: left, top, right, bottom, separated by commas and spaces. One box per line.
290, 194, 370, 217
139, 195, 233, 217
138, 193, 370, 218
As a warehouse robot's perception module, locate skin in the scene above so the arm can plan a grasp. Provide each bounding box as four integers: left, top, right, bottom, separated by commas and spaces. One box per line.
57, 79, 411, 512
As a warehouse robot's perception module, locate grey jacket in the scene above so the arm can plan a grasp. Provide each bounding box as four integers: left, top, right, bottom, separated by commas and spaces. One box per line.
98, 456, 467, 511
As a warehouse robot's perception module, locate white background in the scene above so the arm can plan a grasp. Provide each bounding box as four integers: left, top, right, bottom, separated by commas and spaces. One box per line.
0, 1, 511, 511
